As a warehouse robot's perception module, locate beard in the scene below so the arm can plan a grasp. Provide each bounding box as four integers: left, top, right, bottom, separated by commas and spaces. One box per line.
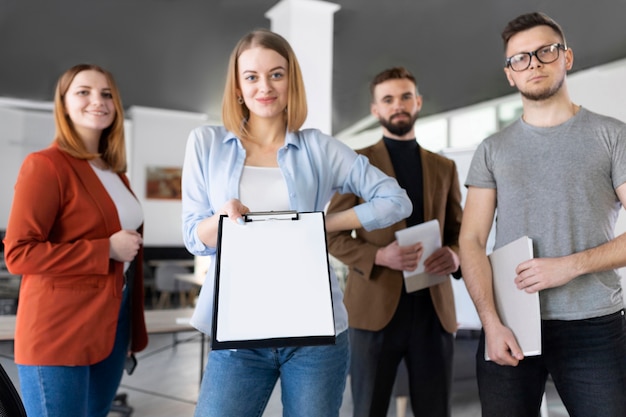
378, 111, 419, 137
519, 75, 565, 102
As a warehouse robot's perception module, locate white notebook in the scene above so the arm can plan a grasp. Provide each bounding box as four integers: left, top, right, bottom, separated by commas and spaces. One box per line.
487, 236, 541, 360
395, 219, 448, 292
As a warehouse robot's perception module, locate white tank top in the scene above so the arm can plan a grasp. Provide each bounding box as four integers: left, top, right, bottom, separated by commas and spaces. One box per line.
239, 166, 289, 211
90, 164, 143, 230
90, 164, 143, 272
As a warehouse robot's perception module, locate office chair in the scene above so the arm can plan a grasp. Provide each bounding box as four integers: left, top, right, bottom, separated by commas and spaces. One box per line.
0, 362, 27, 417
155, 263, 195, 308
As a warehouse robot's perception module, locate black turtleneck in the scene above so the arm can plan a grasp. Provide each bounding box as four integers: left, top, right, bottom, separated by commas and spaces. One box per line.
383, 136, 424, 227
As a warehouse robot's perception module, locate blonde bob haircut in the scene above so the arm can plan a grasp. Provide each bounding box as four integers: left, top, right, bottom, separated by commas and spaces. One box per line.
222, 29, 308, 137
54, 64, 127, 173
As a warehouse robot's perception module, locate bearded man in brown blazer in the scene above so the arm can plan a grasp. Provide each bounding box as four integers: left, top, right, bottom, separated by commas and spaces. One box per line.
326, 67, 462, 417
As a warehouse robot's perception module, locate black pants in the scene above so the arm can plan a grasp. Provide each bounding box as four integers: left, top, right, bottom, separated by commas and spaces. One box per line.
349, 290, 454, 417
477, 310, 626, 417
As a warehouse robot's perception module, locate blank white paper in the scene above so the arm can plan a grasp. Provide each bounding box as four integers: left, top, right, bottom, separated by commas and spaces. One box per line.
215, 212, 335, 343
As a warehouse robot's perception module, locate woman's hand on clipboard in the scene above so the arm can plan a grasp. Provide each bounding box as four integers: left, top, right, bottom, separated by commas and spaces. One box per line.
198, 199, 250, 247
220, 199, 250, 226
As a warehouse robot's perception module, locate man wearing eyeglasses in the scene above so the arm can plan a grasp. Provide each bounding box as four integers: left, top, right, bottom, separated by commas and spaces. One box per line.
460, 11, 626, 417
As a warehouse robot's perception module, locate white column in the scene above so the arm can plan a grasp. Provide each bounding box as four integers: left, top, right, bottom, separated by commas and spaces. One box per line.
265, 0, 340, 134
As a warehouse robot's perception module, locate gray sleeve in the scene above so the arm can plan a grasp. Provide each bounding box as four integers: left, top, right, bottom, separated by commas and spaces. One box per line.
465, 140, 496, 189
611, 121, 626, 190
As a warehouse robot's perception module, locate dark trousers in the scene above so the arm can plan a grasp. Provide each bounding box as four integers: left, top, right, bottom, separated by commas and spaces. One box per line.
349, 290, 454, 417
477, 309, 626, 417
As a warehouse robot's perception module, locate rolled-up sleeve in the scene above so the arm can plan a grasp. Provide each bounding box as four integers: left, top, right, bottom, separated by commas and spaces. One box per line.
181, 128, 215, 256
328, 139, 411, 231
345, 154, 411, 231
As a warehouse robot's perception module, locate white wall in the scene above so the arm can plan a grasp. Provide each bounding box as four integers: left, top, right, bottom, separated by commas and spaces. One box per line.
0, 108, 54, 228
127, 106, 209, 246
0, 108, 25, 228
568, 58, 626, 122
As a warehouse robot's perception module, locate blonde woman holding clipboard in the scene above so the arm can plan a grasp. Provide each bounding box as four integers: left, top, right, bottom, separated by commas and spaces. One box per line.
181, 29, 411, 417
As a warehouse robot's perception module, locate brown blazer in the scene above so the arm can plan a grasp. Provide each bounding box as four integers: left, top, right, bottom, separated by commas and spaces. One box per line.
4, 145, 148, 365
326, 140, 462, 334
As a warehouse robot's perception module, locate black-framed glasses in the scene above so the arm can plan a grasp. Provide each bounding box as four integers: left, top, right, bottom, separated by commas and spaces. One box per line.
505, 43, 568, 72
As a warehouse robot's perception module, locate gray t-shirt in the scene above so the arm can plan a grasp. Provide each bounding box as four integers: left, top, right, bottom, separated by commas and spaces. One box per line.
466, 107, 626, 320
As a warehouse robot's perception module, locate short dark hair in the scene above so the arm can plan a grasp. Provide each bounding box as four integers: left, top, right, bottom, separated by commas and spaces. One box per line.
501, 12, 567, 49
369, 67, 419, 100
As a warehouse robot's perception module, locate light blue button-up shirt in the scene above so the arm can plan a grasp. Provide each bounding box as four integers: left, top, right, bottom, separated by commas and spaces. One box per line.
182, 125, 411, 335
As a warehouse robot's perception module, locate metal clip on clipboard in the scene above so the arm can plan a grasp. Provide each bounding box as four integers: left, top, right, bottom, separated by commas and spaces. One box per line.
244, 211, 299, 222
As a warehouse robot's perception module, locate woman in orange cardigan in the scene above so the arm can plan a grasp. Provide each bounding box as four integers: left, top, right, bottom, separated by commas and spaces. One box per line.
4, 64, 148, 417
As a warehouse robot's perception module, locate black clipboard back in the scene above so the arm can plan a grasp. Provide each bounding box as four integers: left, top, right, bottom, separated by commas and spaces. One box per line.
212, 335, 336, 350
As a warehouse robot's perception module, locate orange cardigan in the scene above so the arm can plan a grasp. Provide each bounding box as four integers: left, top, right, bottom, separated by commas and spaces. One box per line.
4, 145, 148, 365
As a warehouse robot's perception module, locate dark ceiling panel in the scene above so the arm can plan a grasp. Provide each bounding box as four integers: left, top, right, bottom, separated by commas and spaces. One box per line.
1, 0, 625, 134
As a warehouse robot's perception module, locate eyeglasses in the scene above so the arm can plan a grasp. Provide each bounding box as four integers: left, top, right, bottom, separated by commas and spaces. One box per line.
505, 43, 568, 72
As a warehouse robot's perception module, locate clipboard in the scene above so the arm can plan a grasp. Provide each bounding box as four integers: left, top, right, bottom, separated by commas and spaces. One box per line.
211, 211, 336, 350
487, 236, 541, 360
395, 219, 448, 292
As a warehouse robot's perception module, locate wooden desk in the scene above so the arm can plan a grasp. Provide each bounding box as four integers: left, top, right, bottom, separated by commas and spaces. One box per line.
0, 309, 197, 341
0, 315, 15, 341
144, 308, 195, 333
0, 271, 19, 279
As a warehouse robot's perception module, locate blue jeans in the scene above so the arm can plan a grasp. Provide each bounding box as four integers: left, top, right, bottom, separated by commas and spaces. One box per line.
18, 287, 130, 417
476, 309, 626, 417
194, 330, 349, 417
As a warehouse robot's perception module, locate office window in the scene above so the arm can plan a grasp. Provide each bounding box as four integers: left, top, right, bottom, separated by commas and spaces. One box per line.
449, 107, 497, 148
498, 100, 523, 129
415, 118, 448, 152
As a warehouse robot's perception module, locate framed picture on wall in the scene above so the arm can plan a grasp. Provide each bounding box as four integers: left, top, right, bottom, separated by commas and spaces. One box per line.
145, 166, 182, 200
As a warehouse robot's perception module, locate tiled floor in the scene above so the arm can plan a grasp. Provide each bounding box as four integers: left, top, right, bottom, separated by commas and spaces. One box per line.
0, 319, 568, 417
